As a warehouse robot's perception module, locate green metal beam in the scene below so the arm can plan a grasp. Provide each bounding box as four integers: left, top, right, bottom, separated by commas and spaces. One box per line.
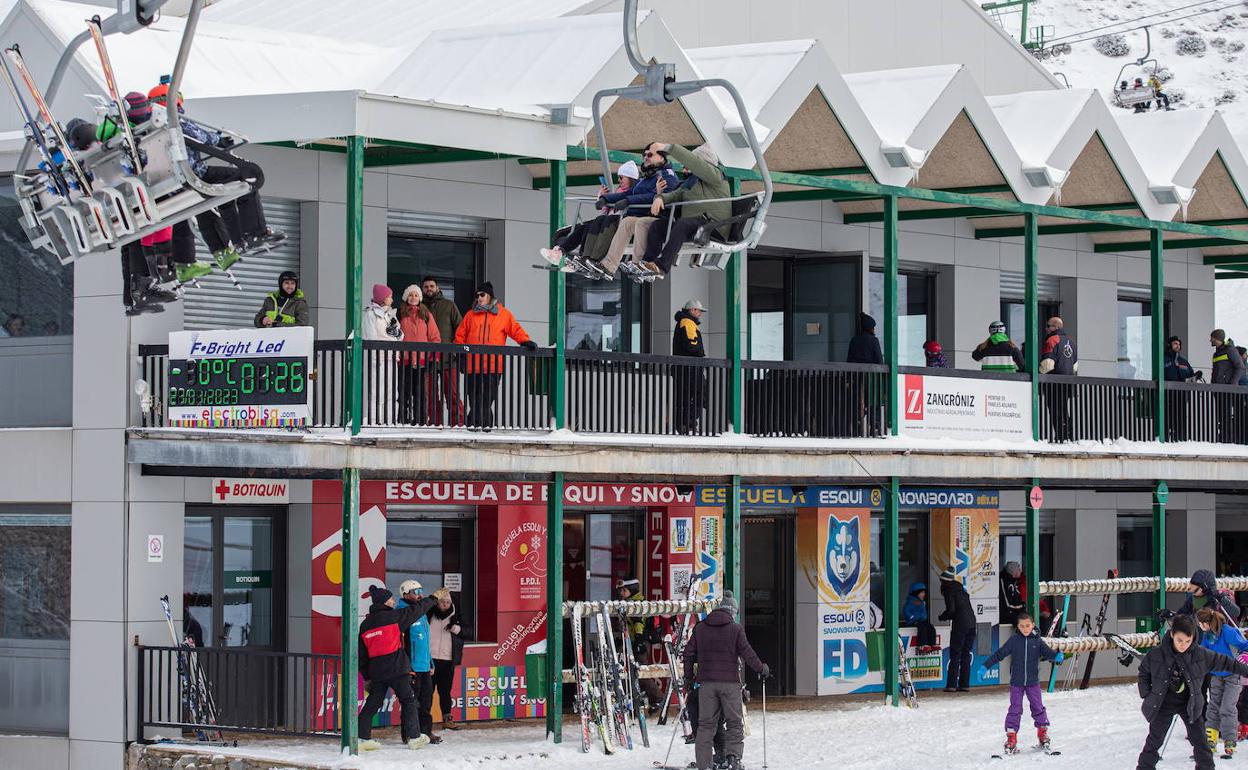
265, 140, 348, 154
1025, 480, 1040, 619
884, 476, 900, 706
346, 136, 364, 435
1153, 481, 1168, 618
545, 472, 565, 743
844, 207, 1003, 224
548, 161, 567, 429
1151, 229, 1165, 443
1096, 238, 1244, 253
1204, 254, 1248, 266
974, 222, 1140, 239
1024, 213, 1040, 440
728, 176, 743, 432
339, 467, 360, 755
726, 475, 741, 597
1216, 272, 1248, 280
363, 149, 517, 167
533, 174, 608, 190
884, 195, 899, 436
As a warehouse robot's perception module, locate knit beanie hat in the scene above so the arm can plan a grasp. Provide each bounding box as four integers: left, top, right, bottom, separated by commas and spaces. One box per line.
476, 281, 495, 299
617, 160, 641, 180
939, 567, 958, 583
368, 585, 393, 605
125, 91, 151, 124
371, 284, 391, 305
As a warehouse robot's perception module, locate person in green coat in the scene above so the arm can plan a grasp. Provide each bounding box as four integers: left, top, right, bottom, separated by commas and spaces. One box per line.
640, 143, 732, 275
254, 271, 310, 328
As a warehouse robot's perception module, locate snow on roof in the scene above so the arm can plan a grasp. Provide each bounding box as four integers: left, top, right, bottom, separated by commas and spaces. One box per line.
686, 40, 815, 123
375, 13, 626, 114
843, 65, 961, 146
987, 88, 1095, 165
203, 0, 592, 50
1115, 109, 1214, 185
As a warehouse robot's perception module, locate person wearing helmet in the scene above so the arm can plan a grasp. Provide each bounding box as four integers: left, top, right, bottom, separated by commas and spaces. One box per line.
396, 580, 440, 747
972, 321, 1024, 372
923, 340, 948, 368
254, 271, 309, 328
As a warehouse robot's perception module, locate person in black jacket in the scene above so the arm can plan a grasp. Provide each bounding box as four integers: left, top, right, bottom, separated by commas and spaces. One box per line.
999, 561, 1025, 626
847, 312, 884, 365
939, 567, 977, 692
673, 300, 708, 434
1136, 615, 1248, 769
357, 585, 445, 751
847, 313, 885, 435
1160, 569, 1243, 622
428, 591, 471, 730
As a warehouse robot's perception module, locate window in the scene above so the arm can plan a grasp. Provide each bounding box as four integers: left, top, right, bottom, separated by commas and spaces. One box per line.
566, 274, 648, 352
1117, 298, 1170, 380
0, 184, 73, 339
563, 511, 644, 602
999, 300, 1062, 350
0, 505, 70, 733
387, 235, 481, 315
869, 513, 928, 623
386, 509, 477, 632
1118, 514, 1153, 618
747, 254, 861, 362
869, 270, 934, 367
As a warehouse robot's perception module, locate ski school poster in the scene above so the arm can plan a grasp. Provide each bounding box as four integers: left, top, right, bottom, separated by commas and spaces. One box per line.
307, 479, 720, 726
698, 484, 1001, 696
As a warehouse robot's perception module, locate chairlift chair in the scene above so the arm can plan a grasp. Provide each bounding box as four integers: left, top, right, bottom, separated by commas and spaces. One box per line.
543, 0, 772, 280
1112, 26, 1160, 109
4, 0, 253, 265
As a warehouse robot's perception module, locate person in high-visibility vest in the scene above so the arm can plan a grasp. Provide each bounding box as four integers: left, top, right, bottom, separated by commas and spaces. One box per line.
254, 270, 309, 328
971, 320, 1024, 372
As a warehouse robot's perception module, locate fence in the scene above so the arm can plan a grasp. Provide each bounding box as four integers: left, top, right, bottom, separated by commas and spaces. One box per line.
743, 360, 887, 438
137, 645, 341, 739
565, 350, 729, 436
1164, 380, 1248, 444
1039, 375, 1157, 442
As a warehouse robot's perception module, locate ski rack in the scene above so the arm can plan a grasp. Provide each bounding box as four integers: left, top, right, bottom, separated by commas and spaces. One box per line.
560, 598, 719, 617
569, 0, 772, 275
6, 0, 253, 265
561, 662, 668, 683
1039, 575, 1248, 596
1042, 631, 1159, 654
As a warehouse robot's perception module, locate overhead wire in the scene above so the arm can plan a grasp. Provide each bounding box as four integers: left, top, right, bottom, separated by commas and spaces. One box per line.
1046, 1, 1244, 47
1043, 0, 1228, 44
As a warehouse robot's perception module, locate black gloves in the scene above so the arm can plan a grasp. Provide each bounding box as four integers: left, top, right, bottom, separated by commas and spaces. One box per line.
520, 340, 538, 351
759, 663, 771, 680
1158, 609, 1176, 621
611, 198, 630, 212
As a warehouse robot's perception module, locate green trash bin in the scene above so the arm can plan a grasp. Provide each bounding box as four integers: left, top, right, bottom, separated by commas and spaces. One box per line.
525, 640, 548, 701
1136, 615, 1157, 634
865, 630, 886, 672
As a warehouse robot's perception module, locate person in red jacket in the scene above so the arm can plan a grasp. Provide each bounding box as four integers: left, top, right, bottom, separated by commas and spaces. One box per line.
357, 585, 445, 751
453, 282, 537, 430
398, 285, 442, 426
682, 592, 769, 770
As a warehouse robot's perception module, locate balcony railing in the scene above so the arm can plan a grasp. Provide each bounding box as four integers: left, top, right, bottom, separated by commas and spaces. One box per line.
137, 645, 341, 739
134, 340, 1248, 446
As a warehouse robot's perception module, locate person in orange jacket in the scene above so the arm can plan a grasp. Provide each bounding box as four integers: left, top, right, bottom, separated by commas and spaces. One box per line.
453, 282, 537, 430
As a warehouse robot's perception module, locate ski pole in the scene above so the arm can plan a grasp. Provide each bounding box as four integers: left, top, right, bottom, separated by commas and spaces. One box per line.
1160, 714, 1178, 759
761, 674, 768, 769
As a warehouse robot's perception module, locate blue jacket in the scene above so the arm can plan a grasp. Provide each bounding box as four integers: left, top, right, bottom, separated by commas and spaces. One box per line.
983, 629, 1059, 686
1200, 623, 1248, 677
397, 599, 432, 673
1164, 350, 1196, 382
602, 164, 679, 216
903, 582, 928, 624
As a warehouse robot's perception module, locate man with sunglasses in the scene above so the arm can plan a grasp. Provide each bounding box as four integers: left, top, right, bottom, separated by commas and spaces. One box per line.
598, 142, 680, 277
1039, 317, 1078, 441
453, 282, 537, 430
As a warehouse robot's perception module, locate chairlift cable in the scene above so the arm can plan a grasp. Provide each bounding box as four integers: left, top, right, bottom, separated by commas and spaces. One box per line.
1043, 0, 1225, 44
1051, 2, 1242, 47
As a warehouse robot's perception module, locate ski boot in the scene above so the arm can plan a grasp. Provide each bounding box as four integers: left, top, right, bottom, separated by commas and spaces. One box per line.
358, 739, 381, 751
1003, 730, 1020, 755
1225, 740, 1237, 759
212, 247, 243, 290
175, 260, 213, 288
125, 277, 168, 316
723, 756, 742, 770
243, 227, 286, 253
406, 734, 430, 750
1037, 725, 1050, 750
1208, 727, 1221, 751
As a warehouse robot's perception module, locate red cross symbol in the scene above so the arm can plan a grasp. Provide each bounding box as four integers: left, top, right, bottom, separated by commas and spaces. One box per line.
214, 480, 231, 501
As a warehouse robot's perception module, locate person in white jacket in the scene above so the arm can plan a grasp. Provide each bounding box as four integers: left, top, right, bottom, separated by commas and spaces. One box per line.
363, 284, 403, 423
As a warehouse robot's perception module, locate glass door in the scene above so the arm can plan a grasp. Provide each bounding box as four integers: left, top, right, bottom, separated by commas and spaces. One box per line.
183, 506, 285, 650
747, 253, 862, 362
742, 514, 794, 697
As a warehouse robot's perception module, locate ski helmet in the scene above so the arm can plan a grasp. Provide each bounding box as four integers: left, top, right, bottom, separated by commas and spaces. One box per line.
65, 118, 96, 152
95, 116, 120, 144
989, 320, 1006, 335
399, 579, 424, 596
148, 77, 184, 109
125, 91, 151, 124
278, 270, 298, 287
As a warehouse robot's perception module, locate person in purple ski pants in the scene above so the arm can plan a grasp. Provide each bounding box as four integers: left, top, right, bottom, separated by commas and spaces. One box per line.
982, 613, 1062, 755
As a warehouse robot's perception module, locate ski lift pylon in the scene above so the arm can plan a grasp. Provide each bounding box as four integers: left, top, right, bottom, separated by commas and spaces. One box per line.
586, 0, 772, 273
6, 0, 254, 265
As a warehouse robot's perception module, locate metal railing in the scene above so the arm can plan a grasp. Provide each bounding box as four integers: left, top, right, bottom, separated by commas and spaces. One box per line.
1164, 380, 1248, 444
1039, 374, 1157, 442
743, 361, 888, 438
566, 350, 729, 436
137, 645, 341, 739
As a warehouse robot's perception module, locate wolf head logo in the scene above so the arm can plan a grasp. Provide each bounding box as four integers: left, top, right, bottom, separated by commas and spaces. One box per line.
825, 514, 861, 599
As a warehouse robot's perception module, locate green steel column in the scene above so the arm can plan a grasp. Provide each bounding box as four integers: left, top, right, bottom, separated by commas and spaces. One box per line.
1151, 228, 1166, 442
727, 177, 743, 432
545, 472, 565, 741
345, 136, 365, 436
339, 467, 360, 754
1024, 212, 1040, 440
1019, 0, 1029, 46
884, 477, 900, 705
548, 160, 567, 428
1153, 481, 1169, 617
725, 475, 741, 596
1025, 481, 1041, 619
883, 195, 899, 435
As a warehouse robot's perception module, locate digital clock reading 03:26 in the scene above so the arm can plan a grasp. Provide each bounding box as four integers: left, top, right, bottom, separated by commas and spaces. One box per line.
167, 357, 308, 407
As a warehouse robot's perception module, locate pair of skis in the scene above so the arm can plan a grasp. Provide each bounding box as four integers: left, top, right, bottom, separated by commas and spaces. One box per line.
572, 602, 653, 754
897, 634, 918, 708
572, 603, 613, 753
158, 595, 223, 743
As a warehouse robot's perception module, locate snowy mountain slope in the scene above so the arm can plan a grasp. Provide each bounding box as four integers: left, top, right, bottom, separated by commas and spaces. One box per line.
1025, 0, 1248, 141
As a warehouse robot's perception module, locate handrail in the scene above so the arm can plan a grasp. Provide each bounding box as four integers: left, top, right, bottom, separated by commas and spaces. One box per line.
1041, 373, 1157, 389
898, 365, 1029, 382
744, 360, 887, 373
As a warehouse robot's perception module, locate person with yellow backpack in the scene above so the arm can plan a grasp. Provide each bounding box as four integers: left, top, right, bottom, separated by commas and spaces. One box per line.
254, 271, 309, 328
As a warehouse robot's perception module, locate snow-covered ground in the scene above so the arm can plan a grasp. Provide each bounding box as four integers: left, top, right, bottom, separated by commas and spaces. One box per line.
155, 684, 1181, 769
